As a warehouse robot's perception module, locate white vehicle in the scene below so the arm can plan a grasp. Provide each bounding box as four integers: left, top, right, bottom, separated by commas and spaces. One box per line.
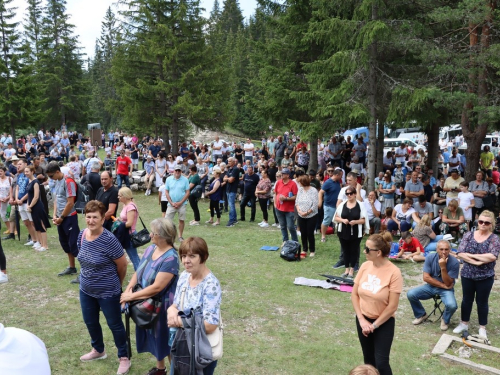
383, 138, 426, 155
439, 124, 462, 143
459, 135, 499, 156
397, 132, 426, 145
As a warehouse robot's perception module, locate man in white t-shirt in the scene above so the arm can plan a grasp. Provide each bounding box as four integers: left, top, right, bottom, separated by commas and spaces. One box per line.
243, 138, 255, 164
364, 191, 382, 233
395, 142, 408, 165
212, 136, 223, 162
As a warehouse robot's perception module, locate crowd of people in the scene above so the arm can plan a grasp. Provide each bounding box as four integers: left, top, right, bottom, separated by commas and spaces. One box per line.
0, 127, 499, 375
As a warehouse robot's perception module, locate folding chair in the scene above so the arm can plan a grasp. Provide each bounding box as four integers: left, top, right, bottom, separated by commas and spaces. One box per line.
427, 294, 444, 322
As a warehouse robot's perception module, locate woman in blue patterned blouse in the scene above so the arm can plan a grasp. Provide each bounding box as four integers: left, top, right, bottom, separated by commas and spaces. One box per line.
120, 218, 180, 375
454, 210, 500, 340
167, 237, 222, 375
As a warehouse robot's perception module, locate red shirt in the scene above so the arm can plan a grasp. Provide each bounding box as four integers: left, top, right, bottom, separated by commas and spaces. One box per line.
492, 170, 500, 185
116, 156, 132, 175
401, 237, 423, 253
274, 179, 298, 212
297, 141, 308, 151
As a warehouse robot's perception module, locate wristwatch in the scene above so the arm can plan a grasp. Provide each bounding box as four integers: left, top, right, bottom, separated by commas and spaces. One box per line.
372, 323, 379, 329
60, 215, 66, 220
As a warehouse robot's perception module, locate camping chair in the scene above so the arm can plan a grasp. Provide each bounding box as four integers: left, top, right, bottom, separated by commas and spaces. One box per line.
427, 294, 444, 323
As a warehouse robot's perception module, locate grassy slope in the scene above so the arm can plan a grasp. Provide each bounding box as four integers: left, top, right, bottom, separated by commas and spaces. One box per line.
0, 193, 496, 374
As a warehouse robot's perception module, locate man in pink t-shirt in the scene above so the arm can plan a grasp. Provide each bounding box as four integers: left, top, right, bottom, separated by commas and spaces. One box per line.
274, 168, 299, 243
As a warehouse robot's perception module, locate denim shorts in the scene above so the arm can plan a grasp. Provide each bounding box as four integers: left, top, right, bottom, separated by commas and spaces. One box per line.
322, 205, 336, 226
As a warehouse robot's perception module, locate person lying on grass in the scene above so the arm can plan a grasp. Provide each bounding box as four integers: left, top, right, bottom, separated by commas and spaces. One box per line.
395, 231, 425, 262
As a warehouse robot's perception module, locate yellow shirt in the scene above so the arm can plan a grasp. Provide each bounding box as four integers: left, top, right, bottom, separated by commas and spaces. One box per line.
480, 152, 494, 170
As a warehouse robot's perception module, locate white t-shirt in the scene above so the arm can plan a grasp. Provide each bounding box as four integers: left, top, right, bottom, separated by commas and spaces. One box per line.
395, 147, 407, 163
338, 186, 366, 202
244, 143, 254, 157
4, 148, 15, 159
393, 204, 415, 222
363, 199, 382, 221
458, 191, 474, 221
212, 141, 223, 155
158, 185, 168, 201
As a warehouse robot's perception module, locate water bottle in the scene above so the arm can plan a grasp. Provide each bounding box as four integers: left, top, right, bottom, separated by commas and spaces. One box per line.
168, 327, 178, 346
5, 204, 11, 219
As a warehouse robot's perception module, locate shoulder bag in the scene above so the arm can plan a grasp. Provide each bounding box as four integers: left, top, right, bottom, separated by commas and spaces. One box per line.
129, 283, 162, 329
131, 216, 151, 248
190, 184, 202, 199
180, 286, 223, 360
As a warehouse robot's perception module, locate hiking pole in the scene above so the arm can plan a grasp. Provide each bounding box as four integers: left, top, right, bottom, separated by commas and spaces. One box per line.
190, 310, 196, 375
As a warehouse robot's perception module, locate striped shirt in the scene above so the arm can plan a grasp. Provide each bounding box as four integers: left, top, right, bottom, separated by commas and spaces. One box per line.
77, 229, 124, 299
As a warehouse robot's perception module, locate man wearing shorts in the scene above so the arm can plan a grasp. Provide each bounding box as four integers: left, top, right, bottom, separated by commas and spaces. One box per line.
165, 165, 190, 241
318, 169, 342, 242
46, 162, 80, 282
14, 159, 38, 245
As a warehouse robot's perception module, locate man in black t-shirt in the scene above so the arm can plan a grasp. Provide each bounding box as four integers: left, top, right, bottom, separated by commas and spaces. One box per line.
80, 162, 103, 201
239, 167, 260, 222
95, 171, 118, 230
223, 157, 240, 227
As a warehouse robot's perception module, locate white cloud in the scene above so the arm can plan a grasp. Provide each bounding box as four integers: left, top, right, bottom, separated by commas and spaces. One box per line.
10, 0, 256, 59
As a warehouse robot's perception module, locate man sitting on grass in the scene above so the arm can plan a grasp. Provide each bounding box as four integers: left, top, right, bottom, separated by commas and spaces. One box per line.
395, 231, 425, 262
406, 240, 459, 331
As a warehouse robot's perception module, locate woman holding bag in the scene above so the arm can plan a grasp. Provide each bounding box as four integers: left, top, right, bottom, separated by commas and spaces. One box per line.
120, 218, 179, 375
167, 237, 222, 375
117, 187, 140, 271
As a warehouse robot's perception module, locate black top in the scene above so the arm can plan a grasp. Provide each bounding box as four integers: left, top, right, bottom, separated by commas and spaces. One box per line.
226, 166, 240, 193
234, 146, 243, 164
268, 167, 278, 183
81, 172, 102, 201
338, 202, 361, 240
95, 185, 119, 229
243, 173, 260, 195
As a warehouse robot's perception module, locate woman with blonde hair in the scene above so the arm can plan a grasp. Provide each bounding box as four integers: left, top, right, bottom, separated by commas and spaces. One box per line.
412, 214, 444, 254
205, 168, 222, 226
117, 187, 140, 270
349, 364, 380, 375
440, 199, 467, 238
454, 210, 500, 340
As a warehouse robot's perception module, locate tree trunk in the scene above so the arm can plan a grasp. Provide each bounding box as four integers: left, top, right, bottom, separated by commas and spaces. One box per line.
425, 123, 440, 173
376, 117, 385, 173
308, 137, 318, 172
366, 3, 378, 193
172, 113, 179, 155
162, 124, 170, 153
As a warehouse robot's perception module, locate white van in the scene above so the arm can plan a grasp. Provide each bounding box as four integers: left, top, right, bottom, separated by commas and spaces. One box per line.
397, 132, 426, 145
383, 138, 426, 156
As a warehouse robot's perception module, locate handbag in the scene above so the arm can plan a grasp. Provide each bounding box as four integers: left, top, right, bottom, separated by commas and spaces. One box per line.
129, 284, 162, 329
190, 185, 202, 199
131, 216, 151, 248
180, 287, 223, 360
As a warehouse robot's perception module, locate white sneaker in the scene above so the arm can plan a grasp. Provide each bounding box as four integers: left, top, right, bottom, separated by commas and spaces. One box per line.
37, 247, 47, 252
260, 223, 269, 228
297, 231, 301, 237
478, 328, 488, 339
271, 223, 277, 227
0, 272, 8, 284
24, 240, 34, 246
258, 221, 265, 225
32, 242, 41, 249
144, 190, 148, 196
147, 189, 151, 196
453, 322, 468, 334
276, 225, 281, 229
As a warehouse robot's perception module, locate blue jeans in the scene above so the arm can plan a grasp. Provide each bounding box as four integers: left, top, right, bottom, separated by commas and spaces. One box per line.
79, 290, 128, 358
407, 284, 457, 324
275, 209, 298, 242
424, 235, 444, 253
116, 174, 130, 188
227, 191, 237, 223
125, 237, 140, 271
245, 156, 253, 164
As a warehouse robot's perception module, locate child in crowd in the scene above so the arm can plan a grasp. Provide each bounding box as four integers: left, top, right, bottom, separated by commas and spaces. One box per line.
158, 176, 168, 218
381, 230, 399, 258
381, 207, 392, 231
457, 181, 474, 229
395, 231, 425, 262
349, 364, 380, 375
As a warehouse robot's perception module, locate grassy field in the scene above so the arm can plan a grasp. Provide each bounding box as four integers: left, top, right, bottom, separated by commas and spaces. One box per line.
0, 193, 498, 375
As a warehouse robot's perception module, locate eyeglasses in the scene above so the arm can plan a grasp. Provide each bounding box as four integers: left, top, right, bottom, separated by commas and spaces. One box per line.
438, 211, 443, 214
364, 246, 379, 253
478, 220, 492, 226
346, 192, 355, 196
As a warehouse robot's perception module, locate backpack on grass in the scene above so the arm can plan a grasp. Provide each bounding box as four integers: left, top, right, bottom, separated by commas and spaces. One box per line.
280, 241, 301, 261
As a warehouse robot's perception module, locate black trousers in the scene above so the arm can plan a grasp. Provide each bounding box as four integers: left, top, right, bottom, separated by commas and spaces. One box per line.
258, 198, 269, 222
339, 236, 361, 268
461, 276, 495, 326
297, 215, 317, 253
188, 195, 200, 222
209, 200, 221, 219
0, 236, 5, 270
240, 194, 256, 221
356, 316, 395, 375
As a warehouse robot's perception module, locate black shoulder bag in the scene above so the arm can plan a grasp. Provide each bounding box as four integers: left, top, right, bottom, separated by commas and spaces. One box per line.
131, 216, 151, 248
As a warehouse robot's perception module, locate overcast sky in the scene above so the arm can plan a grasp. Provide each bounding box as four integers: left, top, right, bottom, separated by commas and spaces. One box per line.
11, 0, 257, 58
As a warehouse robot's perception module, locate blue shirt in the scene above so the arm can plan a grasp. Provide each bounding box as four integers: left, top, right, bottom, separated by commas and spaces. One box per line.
17, 173, 29, 200
165, 175, 190, 206
442, 151, 450, 163
321, 178, 341, 207
423, 252, 459, 285
77, 229, 125, 299
149, 145, 161, 158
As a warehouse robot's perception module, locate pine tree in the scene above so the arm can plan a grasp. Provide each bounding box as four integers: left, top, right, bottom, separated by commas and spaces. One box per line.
0, 0, 45, 142
220, 0, 244, 35
23, 0, 43, 62
38, 0, 88, 127
114, 0, 229, 153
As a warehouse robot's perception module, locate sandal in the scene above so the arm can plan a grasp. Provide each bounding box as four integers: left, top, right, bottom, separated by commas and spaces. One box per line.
341, 272, 349, 278
212, 222, 220, 226
300, 252, 307, 259
205, 220, 214, 224
320, 238, 326, 243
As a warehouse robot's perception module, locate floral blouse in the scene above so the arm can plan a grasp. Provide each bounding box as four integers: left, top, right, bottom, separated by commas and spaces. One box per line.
296, 186, 319, 219
458, 231, 500, 280
173, 270, 222, 325
256, 178, 272, 199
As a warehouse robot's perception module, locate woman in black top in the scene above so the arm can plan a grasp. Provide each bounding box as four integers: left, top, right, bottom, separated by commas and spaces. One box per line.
334, 186, 366, 279
234, 144, 243, 165
25, 165, 51, 251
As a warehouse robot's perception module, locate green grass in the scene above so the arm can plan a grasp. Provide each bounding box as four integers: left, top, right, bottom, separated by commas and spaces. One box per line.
0, 194, 497, 374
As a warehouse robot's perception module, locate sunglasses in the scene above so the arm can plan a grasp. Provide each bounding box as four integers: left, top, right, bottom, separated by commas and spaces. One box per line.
346, 192, 356, 196
327, 170, 334, 172
364, 246, 379, 253
478, 220, 492, 226
438, 211, 443, 214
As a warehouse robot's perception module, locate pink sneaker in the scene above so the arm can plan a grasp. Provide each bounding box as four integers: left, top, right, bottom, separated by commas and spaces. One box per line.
117, 357, 131, 374
80, 348, 107, 362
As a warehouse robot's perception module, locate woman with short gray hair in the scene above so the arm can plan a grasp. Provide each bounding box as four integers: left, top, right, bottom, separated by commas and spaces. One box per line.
121, 218, 179, 375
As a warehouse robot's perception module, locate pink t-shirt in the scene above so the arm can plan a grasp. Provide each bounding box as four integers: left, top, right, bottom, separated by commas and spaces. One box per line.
120, 202, 138, 234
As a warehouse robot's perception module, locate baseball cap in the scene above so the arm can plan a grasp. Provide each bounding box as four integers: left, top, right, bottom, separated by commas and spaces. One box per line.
174, 165, 182, 171
281, 168, 290, 175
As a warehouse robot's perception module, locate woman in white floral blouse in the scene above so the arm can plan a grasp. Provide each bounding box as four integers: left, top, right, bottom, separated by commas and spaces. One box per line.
296, 175, 319, 258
